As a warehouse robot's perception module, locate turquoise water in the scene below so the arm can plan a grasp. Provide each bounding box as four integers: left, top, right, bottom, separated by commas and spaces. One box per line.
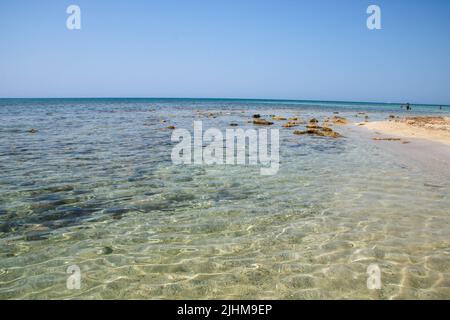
1, 98, 450, 299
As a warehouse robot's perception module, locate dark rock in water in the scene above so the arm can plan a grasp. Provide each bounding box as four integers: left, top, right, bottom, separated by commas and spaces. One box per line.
0, 222, 15, 233
173, 175, 193, 182
165, 191, 196, 202
28, 128, 38, 133
0, 208, 7, 215
309, 118, 319, 124
24, 231, 49, 241
100, 246, 113, 255
424, 183, 444, 188
229, 123, 239, 126
167, 125, 176, 130
215, 189, 249, 201
372, 137, 401, 141
104, 207, 130, 215
104, 207, 130, 220
253, 114, 261, 118
137, 201, 169, 212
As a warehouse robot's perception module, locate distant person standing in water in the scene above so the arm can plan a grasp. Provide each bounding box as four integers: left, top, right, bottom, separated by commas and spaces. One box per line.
406, 103, 411, 111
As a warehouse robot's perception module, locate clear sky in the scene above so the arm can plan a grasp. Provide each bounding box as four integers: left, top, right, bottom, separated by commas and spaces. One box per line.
1, 0, 450, 104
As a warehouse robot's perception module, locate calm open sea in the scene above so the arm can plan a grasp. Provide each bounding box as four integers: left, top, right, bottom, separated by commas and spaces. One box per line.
1, 98, 450, 299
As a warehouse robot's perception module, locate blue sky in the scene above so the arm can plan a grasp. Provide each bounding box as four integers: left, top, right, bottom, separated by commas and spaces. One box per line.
1, 0, 449, 104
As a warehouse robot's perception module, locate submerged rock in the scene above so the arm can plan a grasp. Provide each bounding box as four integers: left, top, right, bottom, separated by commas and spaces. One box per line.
294, 127, 342, 138
283, 118, 304, 128
331, 116, 348, 125
272, 116, 287, 121
99, 246, 113, 255
309, 118, 319, 124
372, 137, 402, 141
283, 122, 300, 128
229, 123, 239, 127
253, 119, 274, 125
294, 129, 319, 135
28, 128, 38, 133
253, 114, 261, 119
167, 125, 176, 130
24, 231, 49, 242
322, 130, 342, 138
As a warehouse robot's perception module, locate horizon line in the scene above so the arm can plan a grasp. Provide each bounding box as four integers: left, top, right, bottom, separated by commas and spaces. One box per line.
0, 96, 448, 107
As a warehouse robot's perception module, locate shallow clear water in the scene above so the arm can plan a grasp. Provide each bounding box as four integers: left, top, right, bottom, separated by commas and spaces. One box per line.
1, 98, 450, 299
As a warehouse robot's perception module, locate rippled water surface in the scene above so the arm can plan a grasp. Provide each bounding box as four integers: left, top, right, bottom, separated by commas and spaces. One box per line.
1, 98, 450, 299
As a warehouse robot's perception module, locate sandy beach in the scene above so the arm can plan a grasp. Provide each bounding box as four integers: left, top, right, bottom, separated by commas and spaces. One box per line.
363, 116, 450, 146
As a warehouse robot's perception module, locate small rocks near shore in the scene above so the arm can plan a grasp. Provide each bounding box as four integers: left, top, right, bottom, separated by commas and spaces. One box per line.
372, 137, 410, 144
283, 116, 345, 138
282, 120, 303, 128
294, 128, 342, 138
331, 116, 348, 125
294, 124, 343, 138
253, 118, 274, 125
28, 128, 38, 133
372, 137, 401, 141
306, 123, 320, 130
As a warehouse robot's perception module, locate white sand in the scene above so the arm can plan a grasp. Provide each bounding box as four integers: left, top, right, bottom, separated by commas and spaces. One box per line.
363, 118, 450, 146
